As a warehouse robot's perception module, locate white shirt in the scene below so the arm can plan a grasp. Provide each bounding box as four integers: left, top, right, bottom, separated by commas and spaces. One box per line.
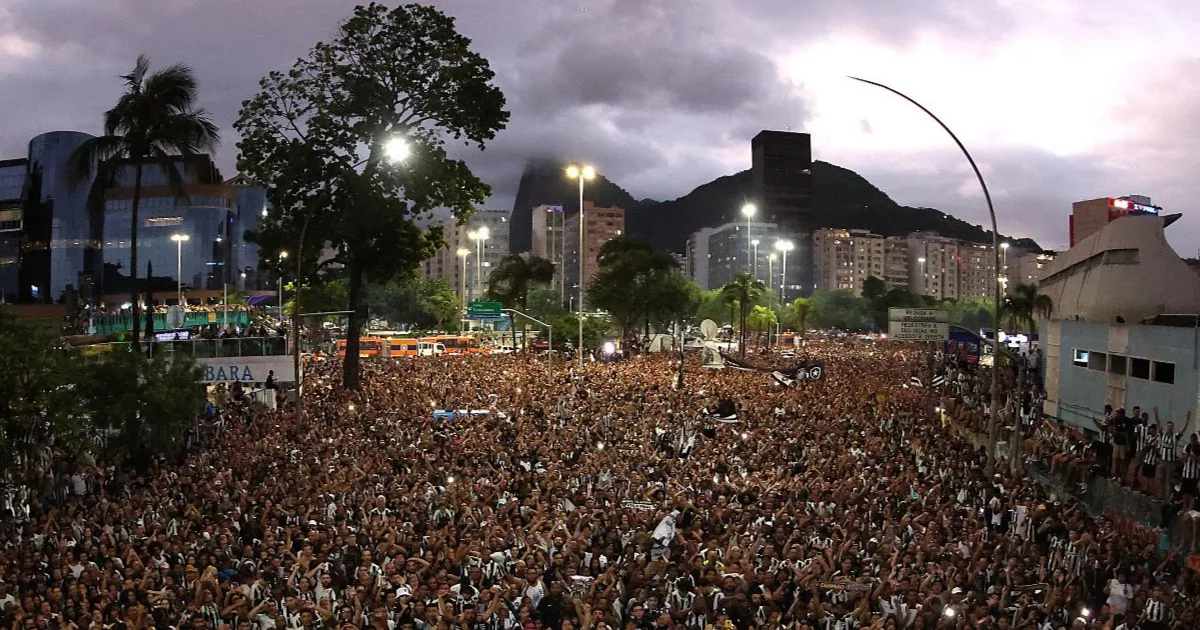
1106, 579, 1133, 615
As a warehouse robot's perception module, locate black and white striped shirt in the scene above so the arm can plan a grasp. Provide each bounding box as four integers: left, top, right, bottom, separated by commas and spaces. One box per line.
1142, 597, 1169, 624
1159, 431, 1181, 462
1184, 443, 1200, 480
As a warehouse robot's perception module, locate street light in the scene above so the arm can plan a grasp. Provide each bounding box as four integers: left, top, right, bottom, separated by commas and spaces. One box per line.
1001, 242, 1010, 292
775, 240, 794, 303
918, 256, 926, 296
768, 253, 776, 297
457, 248, 470, 330
851, 75, 1004, 475
751, 239, 760, 281
170, 233, 190, 305
277, 251, 288, 321
741, 203, 756, 275
566, 164, 596, 367
469, 227, 489, 300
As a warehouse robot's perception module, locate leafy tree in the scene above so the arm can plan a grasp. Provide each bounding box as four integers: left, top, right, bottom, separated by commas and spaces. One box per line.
420, 279, 461, 332
525, 288, 568, 327
812, 290, 872, 330
695, 289, 732, 325
68, 55, 220, 348
552, 313, 613, 353
862, 276, 887, 302
746, 305, 777, 347
587, 236, 680, 339
486, 255, 555, 348
366, 276, 457, 331
236, 2, 508, 389
782, 297, 818, 332
720, 272, 766, 358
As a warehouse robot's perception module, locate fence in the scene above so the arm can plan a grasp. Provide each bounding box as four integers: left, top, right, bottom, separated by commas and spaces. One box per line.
90, 311, 252, 335
82, 336, 289, 360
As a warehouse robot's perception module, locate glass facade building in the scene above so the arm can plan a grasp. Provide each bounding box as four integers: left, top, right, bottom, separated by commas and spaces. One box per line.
0, 158, 28, 302
25, 131, 97, 302
102, 156, 236, 299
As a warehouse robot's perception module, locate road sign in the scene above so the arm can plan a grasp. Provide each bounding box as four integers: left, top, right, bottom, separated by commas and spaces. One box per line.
467, 301, 503, 320
888, 308, 949, 323
888, 320, 950, 341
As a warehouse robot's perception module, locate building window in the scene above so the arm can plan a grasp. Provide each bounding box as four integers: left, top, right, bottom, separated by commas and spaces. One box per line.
1073, 349, 1088, 368
1087, 352, 1107, 372
1153, 361, 1176, 385
1103, 248, 1139, 265
1108, 354, 1127, 376
1130, 357, 1151, 380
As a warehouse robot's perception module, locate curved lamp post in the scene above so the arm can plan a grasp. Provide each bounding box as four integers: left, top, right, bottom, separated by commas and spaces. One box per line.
850, 76, 1003, 475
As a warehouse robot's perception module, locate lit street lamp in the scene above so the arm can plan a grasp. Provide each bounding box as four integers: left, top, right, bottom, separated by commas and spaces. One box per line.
751, 239, 760, 282
566, 164, 596, 367
457, 248, 470, 330
741, 203, 756, 274
775, 240, 794, 303
918, 256, 926, 296
768, 253, 776, 297
277, 250, 288, 320
1001, 242, 1010, 292
170, 233, 190, 305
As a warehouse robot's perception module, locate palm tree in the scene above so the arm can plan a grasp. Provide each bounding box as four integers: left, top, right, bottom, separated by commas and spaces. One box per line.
486, 255, 555, 349
68, 55, 220, 348
720, 272, 766, 358
785, 297, 817, 333
1002, 283, 1053, 333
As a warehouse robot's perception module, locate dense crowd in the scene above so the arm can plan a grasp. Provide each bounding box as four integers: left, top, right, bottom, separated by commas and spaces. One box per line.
3, 341, 1199, 630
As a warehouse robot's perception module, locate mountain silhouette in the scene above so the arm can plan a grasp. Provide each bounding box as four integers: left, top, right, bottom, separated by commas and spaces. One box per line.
509, 160, 1041, 255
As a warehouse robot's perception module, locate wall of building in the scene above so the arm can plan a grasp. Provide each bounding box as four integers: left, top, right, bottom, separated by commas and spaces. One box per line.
27, 131, 95, 301
564, 202, 624, 303
1046, 320, 1197, 431
752, 131, 813, 296
421, 209, 511, 303
686, 227, 713, 290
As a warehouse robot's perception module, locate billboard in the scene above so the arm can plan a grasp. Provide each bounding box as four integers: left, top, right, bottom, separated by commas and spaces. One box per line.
196, 356, 295, 384
944, 329, 982, 365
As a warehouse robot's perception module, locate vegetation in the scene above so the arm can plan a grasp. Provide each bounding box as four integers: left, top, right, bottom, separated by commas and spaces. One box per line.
366, 277, 461, 332
236, 2, 508, 389
1002, 282, 1054, 333
0, 313, 204, 485
719, 273, 766, 357
587, 236, 694, 339
68, 55, 220, 348
486, 255, 555, 346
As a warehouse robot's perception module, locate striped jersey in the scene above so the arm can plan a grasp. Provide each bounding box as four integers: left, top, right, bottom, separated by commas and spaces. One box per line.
1183, 442, 1200, 479
1158, 430, 1181, 462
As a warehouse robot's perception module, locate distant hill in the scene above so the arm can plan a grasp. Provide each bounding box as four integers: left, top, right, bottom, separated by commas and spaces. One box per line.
509, 160, 1041, 255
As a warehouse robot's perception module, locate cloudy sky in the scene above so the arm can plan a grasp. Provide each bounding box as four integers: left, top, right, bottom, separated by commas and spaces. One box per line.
2, 0, 1199, 252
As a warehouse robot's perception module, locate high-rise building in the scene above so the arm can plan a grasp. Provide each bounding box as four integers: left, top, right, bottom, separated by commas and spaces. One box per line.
1007, 248, 1056, 288
907, 232, 995, 301
0, 158, 27, 303
686, 227, 715, 290
20, 131, 97, 302
813, 228, 887, 295
751, 130, 813, 296
565, 201, 624, 303
100, 155, 236, 300
531, 204, 566, 296
1070, 195, 1160, 247
227, 173, 269, 291
883, 237, 910, 290
421, 208, 511, 302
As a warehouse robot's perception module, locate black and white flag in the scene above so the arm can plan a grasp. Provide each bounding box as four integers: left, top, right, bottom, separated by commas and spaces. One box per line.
910, 376, 923, 388
931, 375, 946, 388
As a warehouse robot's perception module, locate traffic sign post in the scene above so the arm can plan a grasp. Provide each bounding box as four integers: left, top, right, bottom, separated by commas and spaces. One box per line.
887, 308, 949, 341
467, 300, 503, 320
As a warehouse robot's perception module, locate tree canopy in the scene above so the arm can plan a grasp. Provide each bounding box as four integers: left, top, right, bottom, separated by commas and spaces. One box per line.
587, 236, 691, 338
236, 2, 508, 388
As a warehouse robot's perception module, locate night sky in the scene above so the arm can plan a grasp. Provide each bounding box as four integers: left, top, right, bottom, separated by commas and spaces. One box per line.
2, 0, 1199, 252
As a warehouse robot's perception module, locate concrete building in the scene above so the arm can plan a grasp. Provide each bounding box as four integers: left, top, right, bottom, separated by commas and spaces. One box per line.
884, 237, 910, 290
906, 232, 995, 300
1005, 247, 1056, 291
685, 227, 714, 290
1070, 195, 1160, 248
752, 131, 813, 296
706, 221, 779, 291
813, 228, 887, 295
531, 204, 566, 296
565, 201, 624, 304
421, 208, 511, 302
1041, 213, 1200, 430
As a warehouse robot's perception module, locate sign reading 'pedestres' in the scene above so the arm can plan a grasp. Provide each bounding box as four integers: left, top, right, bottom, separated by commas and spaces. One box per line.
888, 320, 950, 341
887, 308, 950, 323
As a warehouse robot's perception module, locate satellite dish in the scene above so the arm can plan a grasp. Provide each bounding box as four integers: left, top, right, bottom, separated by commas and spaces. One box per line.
166, 305, 186, 330
700, 319, 719, 340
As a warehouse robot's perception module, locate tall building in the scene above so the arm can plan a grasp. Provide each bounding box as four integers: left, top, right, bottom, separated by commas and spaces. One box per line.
907, 231, 995, 301
0, 158, 27, 303
565, 201, 624, 303
100, 155, 236, 300
421, 208, 511, 302
705, 221, 779, 291
686, 227, 715, 290
751, 130, 813, 296
1070, 195, 1160, 247
530, 204, 566, 296
19, 131, 97, 302
883, 237, 910, 290
813, 228, 887, 295
227, 173, 269, 290
1007, 248, 1056, 288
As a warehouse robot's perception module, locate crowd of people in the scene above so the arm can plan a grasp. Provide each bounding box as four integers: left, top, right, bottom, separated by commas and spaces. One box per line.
3, 340, 1200, 630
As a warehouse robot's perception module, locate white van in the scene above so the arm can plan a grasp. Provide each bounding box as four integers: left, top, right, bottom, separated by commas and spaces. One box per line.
418, 341, 446, 356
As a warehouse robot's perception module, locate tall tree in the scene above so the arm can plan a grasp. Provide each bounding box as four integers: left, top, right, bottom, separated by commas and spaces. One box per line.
486, 255, 555, 349
1002, 283, 1053, 333
587, 236, 680, 340
720, 272, 766, 358
68, 55, 220, 348
236, 2, 508, 389
783, 297, 817, 333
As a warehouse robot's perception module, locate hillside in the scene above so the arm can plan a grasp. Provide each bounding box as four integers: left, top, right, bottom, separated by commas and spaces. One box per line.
509, 160, 1041, 254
